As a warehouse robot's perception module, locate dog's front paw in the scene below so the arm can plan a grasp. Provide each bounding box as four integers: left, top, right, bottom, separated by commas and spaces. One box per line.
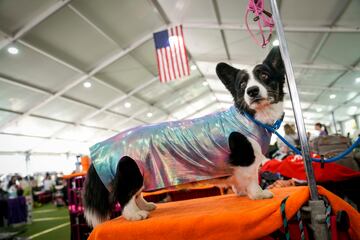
136, 196, 157, 211
248, 189, 274, 200
123, 210, 149, 221
142, 202, 157, 211
261, 189, 274, 199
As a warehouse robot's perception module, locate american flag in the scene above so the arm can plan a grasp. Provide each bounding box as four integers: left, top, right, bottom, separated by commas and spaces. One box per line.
153, 25, 190, 83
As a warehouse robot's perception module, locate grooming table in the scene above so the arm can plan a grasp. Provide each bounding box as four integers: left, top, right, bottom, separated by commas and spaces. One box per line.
88, 186, 359, 240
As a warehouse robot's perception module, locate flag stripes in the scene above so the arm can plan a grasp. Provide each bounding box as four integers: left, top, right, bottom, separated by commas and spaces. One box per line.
153, 25, 190, 83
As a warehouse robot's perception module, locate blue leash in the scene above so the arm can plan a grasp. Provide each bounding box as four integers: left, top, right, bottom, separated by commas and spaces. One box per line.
243, 112, 360, 163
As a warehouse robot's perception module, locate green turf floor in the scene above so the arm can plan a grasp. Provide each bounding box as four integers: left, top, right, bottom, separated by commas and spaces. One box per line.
0, 203, 70, 240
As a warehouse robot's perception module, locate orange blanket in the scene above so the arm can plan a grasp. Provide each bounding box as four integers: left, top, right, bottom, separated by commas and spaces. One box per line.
88, 186, 360, 240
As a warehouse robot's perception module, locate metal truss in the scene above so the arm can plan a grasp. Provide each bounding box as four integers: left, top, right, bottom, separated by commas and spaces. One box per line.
183, 23, 360, 33
0, 0, 72, 50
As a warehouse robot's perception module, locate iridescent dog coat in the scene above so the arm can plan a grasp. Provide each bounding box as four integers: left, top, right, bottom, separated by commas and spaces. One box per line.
90, 106, 271, 192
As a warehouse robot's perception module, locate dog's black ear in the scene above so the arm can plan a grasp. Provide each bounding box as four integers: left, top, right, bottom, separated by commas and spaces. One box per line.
263, 47, 285, 74
216, 62, 239, 97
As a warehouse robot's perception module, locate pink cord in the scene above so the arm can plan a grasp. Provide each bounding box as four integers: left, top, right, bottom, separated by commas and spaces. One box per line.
245, 0, 274, 48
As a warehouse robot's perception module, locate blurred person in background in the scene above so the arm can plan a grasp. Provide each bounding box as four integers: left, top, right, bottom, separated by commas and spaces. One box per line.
16, 176, 24, 196
274, 124, 299, 159
7, 176, 18, 198
43, 172, 54, 193
21, 176, 32, 196
0, 176, 8, 191
315, 122, 328, 137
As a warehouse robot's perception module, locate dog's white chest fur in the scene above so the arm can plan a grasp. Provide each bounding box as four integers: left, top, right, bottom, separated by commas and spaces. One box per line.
254, 102, 283, 124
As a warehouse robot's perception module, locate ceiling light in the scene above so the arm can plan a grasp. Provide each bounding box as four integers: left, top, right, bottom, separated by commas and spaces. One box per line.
356, 77, 360, 84
7, 47, 19, 55
316, 108, 322, 112
329, 94, 336, 99
147, 112, 153, 118
124, 102, 131, 108
191, 65, 197, 70
202, 81, 209, 86
83, 81, 92, 88
272, 39, 279, 46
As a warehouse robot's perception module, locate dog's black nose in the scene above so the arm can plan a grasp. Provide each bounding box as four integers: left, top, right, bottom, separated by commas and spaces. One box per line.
247, 86, 260, 98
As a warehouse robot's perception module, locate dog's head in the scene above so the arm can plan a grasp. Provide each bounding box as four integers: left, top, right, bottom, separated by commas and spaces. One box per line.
216, 47, 285, 119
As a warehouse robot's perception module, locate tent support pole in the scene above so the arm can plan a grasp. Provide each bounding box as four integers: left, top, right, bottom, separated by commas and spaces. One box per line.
269, 0, 330, 239
332, 111, 338, 134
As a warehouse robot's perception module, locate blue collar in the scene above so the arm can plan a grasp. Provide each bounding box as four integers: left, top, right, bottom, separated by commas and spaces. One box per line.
243, 111, 285, 133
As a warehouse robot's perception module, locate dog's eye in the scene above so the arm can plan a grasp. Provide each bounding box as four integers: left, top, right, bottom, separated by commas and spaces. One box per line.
240, 81, 247, 89
259, 73, 269, 81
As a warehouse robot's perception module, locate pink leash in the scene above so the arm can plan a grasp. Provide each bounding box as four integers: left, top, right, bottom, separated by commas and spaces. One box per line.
245, 0, 274, 48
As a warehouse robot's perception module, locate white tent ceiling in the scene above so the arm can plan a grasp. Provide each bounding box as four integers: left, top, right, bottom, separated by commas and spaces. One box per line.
0, 0, 359, 155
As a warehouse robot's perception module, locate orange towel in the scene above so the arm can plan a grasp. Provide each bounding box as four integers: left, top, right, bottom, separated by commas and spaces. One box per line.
88, 186, 360, 240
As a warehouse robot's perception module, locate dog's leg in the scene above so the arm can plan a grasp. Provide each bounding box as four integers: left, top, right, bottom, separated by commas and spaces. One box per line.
231, 184, 247, 196
122, 189, 149, 221
113, 156, 152, 221
228, 132, 273, 200
233, 165, 273, 200
135, 193, 157, 211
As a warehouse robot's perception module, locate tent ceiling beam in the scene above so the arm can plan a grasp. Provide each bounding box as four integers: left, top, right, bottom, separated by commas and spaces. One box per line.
307, 0, 352, 65
307, 56, 360, 112
182, 101, 218, 120
0, 0, 72, 50
196, 59, 360, 72
300, 0, 354, 114
66, 4, 175, 115
0, 75, 147, 124
212, 0, 231, 60
170, 91, 214, 116
0, 26, 167, 132
0, 132, 87, 144
183, 23, 360, 33
17, 40, 169, 120
0, 107, 119, 133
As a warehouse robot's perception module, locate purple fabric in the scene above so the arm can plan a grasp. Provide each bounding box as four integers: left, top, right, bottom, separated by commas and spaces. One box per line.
6, 196, 27, 224
319, 131, 328, 136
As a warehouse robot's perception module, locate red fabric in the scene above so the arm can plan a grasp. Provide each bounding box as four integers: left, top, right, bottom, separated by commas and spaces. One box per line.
261, 155, 360, 182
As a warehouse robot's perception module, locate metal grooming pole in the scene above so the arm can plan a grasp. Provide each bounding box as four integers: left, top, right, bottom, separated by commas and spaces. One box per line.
332, 111, 338, 134
269, 0, 330, 239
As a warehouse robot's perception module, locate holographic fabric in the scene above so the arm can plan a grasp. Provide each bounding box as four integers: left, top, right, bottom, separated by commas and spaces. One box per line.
90, 106, 271, 192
